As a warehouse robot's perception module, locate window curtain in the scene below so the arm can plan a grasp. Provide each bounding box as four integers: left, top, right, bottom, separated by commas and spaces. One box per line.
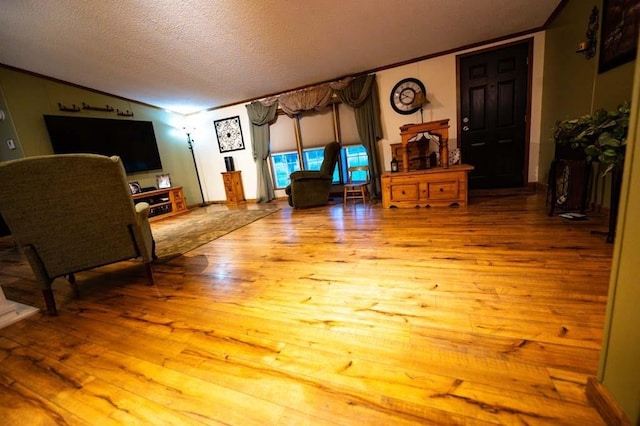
333, 74, 383, 199
246, 100, 278, 202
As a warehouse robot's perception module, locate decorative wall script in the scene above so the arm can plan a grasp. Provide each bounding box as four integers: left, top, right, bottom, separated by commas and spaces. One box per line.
214, 116, 245, 153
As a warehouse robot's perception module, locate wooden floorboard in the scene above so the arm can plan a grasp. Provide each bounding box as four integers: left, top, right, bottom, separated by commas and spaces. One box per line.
0, 191, 612, 425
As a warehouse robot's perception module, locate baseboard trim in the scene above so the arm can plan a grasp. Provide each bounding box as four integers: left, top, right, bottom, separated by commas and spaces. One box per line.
586, 377, 632, 426
470, 186, 536, 197
528, 181, 545, 191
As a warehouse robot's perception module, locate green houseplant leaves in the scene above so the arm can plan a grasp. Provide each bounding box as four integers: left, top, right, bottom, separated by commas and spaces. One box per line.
553, 102, 630, 175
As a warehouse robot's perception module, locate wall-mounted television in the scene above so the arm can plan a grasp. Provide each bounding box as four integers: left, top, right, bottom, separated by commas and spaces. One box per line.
43, 115, 163, 174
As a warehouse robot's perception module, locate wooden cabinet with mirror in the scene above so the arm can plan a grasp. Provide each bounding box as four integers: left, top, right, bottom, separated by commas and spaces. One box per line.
382, 119, 474, 208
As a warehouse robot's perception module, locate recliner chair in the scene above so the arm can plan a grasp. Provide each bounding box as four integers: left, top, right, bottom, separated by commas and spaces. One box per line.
285, 141, 341, 208
0, 154, 156, 315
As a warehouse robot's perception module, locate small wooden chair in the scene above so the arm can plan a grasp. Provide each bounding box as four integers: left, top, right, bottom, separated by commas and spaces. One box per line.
343, 166, 370, 206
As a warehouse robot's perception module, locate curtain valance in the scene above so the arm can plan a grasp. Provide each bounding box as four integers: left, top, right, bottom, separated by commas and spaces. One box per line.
277, 85, 333, 116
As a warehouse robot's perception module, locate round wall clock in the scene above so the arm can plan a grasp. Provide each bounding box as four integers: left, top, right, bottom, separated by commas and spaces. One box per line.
390, 78, 426, 115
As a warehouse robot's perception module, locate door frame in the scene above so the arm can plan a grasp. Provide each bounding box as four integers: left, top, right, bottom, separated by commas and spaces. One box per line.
455, 37, 534, 188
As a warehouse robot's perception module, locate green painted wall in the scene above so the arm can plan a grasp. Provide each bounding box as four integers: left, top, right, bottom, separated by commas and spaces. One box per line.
0, 67, 203, 206
539, 1, 597, 184
594, 61, 635, 109
543, 1, 639, 421
599, 52, 640, 425
0, 88, 24, 161
598, 58, 640, 423
539, 1, 634, 187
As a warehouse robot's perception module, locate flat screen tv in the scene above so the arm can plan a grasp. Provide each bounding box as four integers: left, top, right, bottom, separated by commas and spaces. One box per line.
43, 115, 163, 174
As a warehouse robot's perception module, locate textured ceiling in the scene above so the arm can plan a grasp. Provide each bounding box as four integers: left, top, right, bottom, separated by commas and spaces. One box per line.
0, 0, 561, 114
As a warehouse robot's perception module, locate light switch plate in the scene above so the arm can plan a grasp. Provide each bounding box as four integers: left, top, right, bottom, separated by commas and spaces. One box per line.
6, 139, 15, 150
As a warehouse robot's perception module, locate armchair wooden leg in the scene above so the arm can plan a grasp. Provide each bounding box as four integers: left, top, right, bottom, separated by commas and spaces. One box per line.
42, 288, 57, 316
151, 239, 158, 261
67, 273, 80, 297
145, 262, 155, 286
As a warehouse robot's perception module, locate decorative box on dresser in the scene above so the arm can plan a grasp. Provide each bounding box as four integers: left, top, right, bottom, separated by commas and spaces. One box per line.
221, 171, 246, 205
382, 119, 474, 208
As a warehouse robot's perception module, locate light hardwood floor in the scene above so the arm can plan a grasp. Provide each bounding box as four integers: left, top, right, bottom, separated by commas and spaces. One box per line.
0, 191, 613, 425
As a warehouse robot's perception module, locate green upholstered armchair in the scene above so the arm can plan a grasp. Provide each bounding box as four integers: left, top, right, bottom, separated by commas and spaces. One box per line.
285, 141, 341, 208
0, 154, 156, 315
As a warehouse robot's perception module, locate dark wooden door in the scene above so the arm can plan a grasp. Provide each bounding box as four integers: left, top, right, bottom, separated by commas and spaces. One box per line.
459, 42, 530, 189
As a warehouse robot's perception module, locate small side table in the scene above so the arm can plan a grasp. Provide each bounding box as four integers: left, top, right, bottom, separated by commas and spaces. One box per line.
221, 171, 246, 205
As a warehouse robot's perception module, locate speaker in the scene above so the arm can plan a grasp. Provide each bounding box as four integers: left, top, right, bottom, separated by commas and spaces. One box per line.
224, 156, 235, 172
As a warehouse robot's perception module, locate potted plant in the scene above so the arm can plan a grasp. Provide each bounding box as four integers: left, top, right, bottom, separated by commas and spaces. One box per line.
551, 102, 630, 242
554, 102, 630, 173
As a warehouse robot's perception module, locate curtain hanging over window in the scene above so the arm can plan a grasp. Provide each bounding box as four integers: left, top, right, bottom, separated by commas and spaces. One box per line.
248, 74, 383, 201
246, 100, 278, 202
333, 74, 383, 199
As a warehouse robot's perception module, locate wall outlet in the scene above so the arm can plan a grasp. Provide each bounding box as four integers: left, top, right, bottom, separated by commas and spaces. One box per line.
6, 139, 15, 150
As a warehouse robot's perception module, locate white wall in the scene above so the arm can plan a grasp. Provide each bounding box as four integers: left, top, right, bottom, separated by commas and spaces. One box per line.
188, 32, 546, 202
186, 104, 257, 203
377, 32, 545, 183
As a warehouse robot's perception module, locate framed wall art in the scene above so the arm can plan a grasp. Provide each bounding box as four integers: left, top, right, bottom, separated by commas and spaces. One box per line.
599, 0, 640, 73
214, 116, 245, 153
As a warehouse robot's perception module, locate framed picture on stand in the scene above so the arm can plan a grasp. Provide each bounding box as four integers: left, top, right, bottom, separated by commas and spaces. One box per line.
128, 181, 141, 194
156, 174, 171, 189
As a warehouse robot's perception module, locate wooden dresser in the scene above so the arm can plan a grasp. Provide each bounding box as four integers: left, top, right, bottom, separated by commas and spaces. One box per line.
221, 171, 246, 205
382, 165, 474, 208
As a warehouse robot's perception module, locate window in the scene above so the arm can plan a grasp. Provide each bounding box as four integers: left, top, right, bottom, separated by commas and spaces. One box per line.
302, 148, 324, 170
272, 148, 342, 189
345, 145, 368, 167
268, 103, 369, 189
271, 151, 299, 188
343, 145, 369, 182
303, 147, 340, 183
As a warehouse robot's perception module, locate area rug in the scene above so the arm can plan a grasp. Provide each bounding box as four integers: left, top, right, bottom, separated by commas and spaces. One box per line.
151, 206, 279, 259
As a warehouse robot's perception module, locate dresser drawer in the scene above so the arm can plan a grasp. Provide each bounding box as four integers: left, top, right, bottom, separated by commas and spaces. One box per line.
225, 192, 237, 203
390, 183, 420, 201
170, 189, 184, 201
427, 180, 459, 199
381, 165, 473, 208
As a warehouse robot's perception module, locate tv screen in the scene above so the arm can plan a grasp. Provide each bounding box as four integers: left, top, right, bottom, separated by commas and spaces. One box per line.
43, 115, 163, 173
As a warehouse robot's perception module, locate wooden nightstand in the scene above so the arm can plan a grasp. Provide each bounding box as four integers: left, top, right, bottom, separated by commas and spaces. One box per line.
221, 171, 246, 205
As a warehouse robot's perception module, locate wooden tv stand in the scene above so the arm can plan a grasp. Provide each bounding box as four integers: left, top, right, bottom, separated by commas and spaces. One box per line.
133, 186, 187, 222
